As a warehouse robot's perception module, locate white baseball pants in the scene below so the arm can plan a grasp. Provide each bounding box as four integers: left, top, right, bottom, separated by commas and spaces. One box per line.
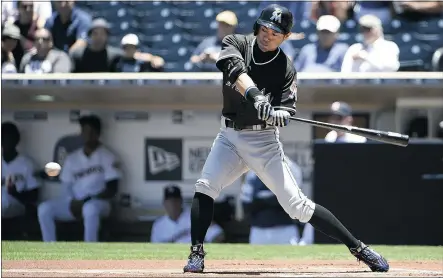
195, 118, 316, 223
37, 197, 110, 242
2, 187, 26, 218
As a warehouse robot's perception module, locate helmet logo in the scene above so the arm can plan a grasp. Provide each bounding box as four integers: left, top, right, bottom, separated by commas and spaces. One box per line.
270, 8, 282, 24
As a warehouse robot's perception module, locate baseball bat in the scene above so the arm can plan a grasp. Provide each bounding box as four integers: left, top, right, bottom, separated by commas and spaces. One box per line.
289, 116, 410, 147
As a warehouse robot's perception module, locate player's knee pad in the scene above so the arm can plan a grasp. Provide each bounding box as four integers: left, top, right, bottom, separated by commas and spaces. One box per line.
288, 197, 316, 223
194, 179, 219, 200
82, 202, 100, 218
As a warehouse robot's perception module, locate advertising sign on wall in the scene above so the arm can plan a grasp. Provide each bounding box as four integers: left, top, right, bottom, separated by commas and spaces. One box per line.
182, 138, 214, 180
145, 138, 182, 181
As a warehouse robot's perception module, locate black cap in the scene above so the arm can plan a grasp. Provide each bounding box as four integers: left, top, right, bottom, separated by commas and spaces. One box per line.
164, 185, 182, 200
88, 18, 110, 36
330, 101, 352, 117
78, 114, 101, 133
254, 4, 293, 35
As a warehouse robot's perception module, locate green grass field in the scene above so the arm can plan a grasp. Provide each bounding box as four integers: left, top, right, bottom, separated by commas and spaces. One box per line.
2, 241, 442, 261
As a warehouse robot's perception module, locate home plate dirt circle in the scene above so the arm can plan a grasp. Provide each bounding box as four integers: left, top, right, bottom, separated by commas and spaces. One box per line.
2, 260, 442, 277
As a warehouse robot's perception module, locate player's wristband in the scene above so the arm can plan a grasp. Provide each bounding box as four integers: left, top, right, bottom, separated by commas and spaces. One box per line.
245, 86, 262, 102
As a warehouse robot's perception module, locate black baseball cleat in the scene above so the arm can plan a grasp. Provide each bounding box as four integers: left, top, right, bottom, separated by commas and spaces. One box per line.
183, 244, 206, 273
350, 242, 389, 272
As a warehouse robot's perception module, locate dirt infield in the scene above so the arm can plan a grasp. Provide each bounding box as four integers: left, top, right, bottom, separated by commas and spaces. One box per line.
3, 260, 442, 277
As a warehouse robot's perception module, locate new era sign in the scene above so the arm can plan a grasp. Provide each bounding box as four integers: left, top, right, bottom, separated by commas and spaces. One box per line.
145, 138, 182, 181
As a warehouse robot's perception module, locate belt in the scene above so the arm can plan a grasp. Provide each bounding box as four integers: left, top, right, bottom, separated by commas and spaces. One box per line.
224, 118, 268, 131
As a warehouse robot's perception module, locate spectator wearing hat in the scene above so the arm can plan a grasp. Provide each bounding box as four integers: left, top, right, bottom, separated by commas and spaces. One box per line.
150, 185, 224, 243
116, 33, 164, 73
341, 14, 399, 73
44, 1, 91, 53
295, 15, 348, 73
12, 1, 39, 69
325, 101, 367, 143
19, 28, 72, 73
189, 10, 238, 72
69, 18, 121, 73
1, 23, 21, 73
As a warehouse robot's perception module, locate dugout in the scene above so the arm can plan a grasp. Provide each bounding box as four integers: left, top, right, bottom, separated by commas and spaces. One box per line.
313, 140, 443, 246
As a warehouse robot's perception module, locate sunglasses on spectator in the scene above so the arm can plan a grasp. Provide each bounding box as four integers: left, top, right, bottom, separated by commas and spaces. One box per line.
36, 37, 51, 42
359, 26, 372, 33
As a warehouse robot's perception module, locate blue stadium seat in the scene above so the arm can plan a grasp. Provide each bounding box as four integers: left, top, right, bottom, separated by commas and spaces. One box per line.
150, 34, 188, 49
148, 46, 195, 63
398, 42, 434, 71
414, 18, 443, 34
296, 19, 317, 34
384, 18, 416, 34
337, 32, 357, 46
341, 19, 357, 33
177, 20, 214, 36
128, 1, 171, 10
108, 20, 139, 36
139, 20, 182, 36
135, 6, 174, 22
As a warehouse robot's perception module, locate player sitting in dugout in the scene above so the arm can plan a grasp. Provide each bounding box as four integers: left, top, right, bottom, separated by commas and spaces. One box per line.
2, 122, 40, 219
37, 115, 122, 242
150, 185, 224, 243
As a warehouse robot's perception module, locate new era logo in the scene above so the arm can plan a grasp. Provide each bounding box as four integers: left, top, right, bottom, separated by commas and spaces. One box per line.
147, 145, 180, 175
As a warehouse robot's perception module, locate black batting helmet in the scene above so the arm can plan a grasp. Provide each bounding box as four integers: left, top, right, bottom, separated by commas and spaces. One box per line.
253, 4, 294, 36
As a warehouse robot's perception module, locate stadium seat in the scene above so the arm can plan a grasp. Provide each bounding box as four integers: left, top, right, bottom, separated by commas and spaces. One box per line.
340, 20, 357, 33
414, 18, 443, 34
128, 1, 171, 10
139, 20, 182, 36
337, 32, 357, 46
398, 43, 434, 71
150, 34, 188, 49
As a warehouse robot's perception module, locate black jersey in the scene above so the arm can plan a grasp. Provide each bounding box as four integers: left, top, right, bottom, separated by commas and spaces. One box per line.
216, 34, 298, 126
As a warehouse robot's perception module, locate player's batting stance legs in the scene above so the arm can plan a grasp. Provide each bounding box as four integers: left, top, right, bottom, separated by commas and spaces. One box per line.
184, 3, 388, 274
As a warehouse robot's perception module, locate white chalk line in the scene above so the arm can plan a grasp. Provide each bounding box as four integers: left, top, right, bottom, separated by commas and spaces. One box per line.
2, 268, 442, 275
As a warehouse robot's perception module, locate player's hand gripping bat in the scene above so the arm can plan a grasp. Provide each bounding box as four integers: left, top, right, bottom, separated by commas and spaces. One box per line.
270, 107, 410, 147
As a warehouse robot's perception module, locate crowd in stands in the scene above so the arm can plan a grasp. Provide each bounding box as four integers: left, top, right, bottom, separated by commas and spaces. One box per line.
2, 1, 442, 74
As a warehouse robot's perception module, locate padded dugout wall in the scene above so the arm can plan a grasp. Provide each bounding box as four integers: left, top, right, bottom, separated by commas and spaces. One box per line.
313, 141, 443, 246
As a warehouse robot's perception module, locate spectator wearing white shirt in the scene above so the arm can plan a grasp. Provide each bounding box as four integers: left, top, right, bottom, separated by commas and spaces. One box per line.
325, 102, 367, 143
295, 15, 348, 73
151, 185, 224, 243
341, 14, 400, 73
2, 1, 52, 28
2, 122, 40, 219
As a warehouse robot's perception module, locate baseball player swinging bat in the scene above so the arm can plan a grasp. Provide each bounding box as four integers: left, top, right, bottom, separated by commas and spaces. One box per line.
273, 107, 409, 147
184, 4, 390, 274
